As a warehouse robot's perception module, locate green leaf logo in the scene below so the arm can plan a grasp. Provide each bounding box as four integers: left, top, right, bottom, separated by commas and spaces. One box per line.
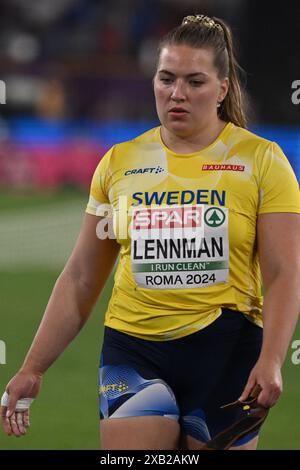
204, 207, 226, 227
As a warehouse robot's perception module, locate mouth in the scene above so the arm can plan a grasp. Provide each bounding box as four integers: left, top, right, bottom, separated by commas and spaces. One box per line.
168, 107, 189, 117
169, 107, 188, 113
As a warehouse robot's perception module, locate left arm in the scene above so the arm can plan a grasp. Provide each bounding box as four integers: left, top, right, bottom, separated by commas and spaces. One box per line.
240, 213, 300, 407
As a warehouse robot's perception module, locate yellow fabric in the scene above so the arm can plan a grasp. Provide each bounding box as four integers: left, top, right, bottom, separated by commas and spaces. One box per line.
86, 122, 300, 340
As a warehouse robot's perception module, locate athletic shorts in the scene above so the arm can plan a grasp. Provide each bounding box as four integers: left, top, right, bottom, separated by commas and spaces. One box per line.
99, 308, 263, 447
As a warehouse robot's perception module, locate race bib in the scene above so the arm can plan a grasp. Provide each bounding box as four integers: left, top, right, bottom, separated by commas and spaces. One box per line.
131, 205, 229, 289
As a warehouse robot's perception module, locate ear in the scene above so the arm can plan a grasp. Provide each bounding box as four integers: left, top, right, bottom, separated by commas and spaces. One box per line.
218, 77, 229, 102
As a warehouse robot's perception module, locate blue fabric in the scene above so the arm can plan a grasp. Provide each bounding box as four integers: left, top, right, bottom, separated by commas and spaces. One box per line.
99, 309, 263, 445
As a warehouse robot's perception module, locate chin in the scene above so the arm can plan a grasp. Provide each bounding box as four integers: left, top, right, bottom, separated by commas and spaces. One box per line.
168, 123, 193, 137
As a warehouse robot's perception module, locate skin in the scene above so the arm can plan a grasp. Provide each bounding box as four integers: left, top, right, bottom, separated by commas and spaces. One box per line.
1, 45, 300, 451
240, 212, 300, 408
153, 44, 229, 154
1, 215, 120, 437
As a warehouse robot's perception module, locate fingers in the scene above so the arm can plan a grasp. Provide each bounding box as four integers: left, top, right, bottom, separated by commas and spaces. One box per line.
9, 412, 25, 437
239, 376, 256, 402
256, 381, 282, 408
23, 409, 30, 428
1, 405, 12, 436
1, 372, 39, 437
239, 379, 282, 408
5, 392, 18, 418
9, 413, 22, 437
16, 411, 28, 435
1, 400, 31, 437
1, 409, 30, 437
239, 359, 283, 409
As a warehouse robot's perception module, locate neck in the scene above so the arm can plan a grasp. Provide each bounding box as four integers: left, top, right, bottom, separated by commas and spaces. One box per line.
161, 118, 228, 154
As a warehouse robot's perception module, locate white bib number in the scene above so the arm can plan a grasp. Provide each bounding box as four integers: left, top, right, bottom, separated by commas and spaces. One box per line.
131, 204, 229, 289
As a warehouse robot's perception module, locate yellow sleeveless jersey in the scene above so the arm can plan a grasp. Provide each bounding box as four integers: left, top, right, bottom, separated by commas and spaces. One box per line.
86, 122, 300, 340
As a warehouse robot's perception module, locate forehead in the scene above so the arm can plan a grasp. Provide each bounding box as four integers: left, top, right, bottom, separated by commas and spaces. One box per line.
157, 45, 216, 75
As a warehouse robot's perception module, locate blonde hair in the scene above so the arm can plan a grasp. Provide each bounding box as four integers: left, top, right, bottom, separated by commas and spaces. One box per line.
157, 15, 248, 128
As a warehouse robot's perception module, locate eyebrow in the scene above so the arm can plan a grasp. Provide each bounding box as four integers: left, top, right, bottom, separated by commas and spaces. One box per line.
157, 70, 208, 78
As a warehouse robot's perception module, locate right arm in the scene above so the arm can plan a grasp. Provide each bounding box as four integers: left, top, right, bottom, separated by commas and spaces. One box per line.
21, 213, 119, 375
1, 213, 120, 435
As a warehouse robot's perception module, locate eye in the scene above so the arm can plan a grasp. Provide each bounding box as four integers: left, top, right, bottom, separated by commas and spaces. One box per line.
160, 78, 173, 84
190, 80, 204, 87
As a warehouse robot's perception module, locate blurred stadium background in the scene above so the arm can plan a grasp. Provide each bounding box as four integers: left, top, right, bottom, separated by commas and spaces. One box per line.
0, 0, 299, 450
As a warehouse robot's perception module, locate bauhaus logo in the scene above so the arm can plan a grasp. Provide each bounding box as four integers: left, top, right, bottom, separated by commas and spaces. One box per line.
124, 165, 165, 176
202, 164, 245, 171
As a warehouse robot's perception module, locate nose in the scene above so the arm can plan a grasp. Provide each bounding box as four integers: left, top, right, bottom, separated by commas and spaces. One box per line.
170, 80, 186, 102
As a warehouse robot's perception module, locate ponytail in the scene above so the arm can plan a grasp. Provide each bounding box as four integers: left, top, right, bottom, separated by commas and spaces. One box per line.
214, 17, 247, 128
157, 15, 248, 128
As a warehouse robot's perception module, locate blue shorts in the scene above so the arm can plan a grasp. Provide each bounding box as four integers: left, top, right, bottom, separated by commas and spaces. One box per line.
99, 308, 263, 446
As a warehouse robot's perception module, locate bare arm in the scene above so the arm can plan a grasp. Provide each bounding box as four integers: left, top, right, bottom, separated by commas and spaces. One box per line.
1, 213, 119, 435
21, 213, 119, 375
240, 213, 300, 407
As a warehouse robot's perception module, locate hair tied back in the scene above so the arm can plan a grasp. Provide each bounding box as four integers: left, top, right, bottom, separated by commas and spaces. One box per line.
182, 15, 223, 34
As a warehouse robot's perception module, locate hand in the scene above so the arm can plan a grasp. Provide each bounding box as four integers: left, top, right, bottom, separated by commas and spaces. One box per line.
239, 357, 282, 408
1, 370, 42, 437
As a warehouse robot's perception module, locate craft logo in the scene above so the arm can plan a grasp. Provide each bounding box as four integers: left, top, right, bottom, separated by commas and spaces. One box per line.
0, 80, 6, 104
202, 164, 245, 171
124, 166, 165, 176
0, 340, 6, 365
99, 382, 129, 395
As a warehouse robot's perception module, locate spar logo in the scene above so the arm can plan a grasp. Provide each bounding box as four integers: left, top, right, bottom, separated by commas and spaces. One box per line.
124, 165, 165, 176
204, 207, 226, 227
133, 206, 202, 230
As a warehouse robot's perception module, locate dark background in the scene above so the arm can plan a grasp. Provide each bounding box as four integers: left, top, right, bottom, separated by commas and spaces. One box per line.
0, 0, 299, 450
0, 0, 299, 124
